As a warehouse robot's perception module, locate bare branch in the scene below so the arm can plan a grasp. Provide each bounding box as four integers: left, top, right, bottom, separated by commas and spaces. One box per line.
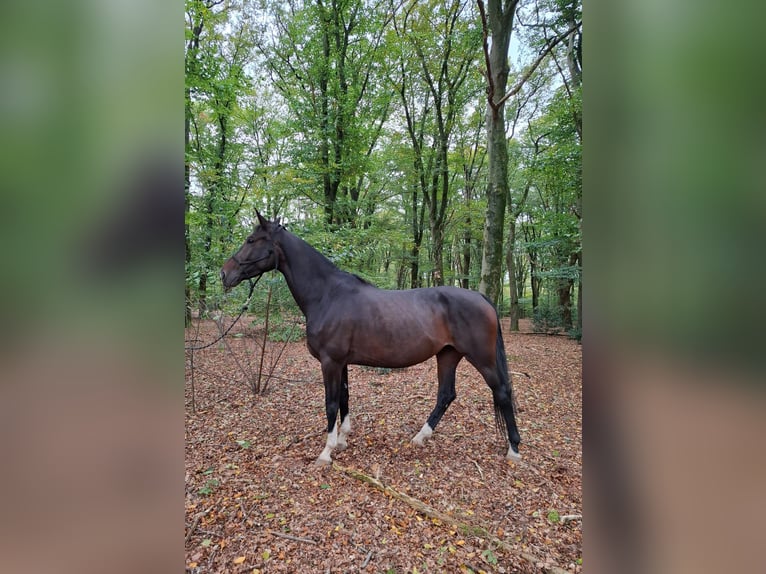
476, 0, 495, 110
267, 530, 318, 545
496, 20, 581, 108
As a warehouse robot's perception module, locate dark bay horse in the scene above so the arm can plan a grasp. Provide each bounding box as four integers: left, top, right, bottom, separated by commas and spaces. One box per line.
221, 212, 521, 465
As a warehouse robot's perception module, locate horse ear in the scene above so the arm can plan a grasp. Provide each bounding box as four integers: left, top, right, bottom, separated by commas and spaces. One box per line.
255, 210, 269, 229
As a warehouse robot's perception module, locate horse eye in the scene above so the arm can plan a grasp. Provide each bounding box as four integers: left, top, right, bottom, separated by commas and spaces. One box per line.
247, 237, 254, 244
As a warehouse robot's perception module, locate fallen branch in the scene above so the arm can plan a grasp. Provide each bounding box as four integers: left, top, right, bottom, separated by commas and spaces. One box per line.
472, 459, 485, 481
560, 514, 582, 524
333, 463, 571, 574
283, 429, 325, 451
185, 505, 214, 545
267, 530, 317, 545
184, 514, 201, 545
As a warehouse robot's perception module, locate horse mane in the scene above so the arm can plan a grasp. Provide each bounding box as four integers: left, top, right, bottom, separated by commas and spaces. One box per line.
349, 272, 373, 286
276, 223, 376, 288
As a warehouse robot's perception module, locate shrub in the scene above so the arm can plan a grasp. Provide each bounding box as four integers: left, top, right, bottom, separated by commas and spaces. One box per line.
532, 304, 565, 333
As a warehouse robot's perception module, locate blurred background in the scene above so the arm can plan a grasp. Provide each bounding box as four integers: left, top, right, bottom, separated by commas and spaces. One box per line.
587, 0, 766, 572
0, 0, 763, 572
0, 1, 181, 573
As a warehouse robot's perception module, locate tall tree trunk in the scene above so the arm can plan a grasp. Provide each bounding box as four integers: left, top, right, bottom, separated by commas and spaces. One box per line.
531, 262, 540, 309
506, 181, 529, 330
185, 5, 205, 327
410, 244, 421, 289
318, 1, 335, 225
576, 251, 582, 332
461, 218, 472, 289
198, 111, 228, 316
185, 99, 193, 327
506, 219, 519, 330
558, 274, 573, 331
478, 0, 519, 305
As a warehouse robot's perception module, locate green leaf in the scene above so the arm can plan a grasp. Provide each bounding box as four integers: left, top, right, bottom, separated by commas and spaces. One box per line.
481, 549, 498, 565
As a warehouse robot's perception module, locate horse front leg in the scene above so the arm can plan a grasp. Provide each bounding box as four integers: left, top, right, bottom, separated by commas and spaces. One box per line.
335, 365, 351, 452
316, 361, 344, 467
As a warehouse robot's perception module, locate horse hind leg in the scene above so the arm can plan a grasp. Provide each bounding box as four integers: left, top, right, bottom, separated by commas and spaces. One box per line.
477, 365, 521, 461
412, 347, 462, 446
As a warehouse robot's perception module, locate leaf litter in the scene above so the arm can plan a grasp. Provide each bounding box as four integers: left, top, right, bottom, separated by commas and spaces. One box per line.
186, 318, 581, 573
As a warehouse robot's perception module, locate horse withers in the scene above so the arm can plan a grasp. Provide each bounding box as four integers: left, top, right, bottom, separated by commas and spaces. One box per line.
221, 212, 521, 466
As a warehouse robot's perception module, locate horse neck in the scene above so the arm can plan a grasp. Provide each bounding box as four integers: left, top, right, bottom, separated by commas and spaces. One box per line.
275, 230, 340, 316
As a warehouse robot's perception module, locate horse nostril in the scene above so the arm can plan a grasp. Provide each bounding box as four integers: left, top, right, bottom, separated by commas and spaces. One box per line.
220, 270, 226, 282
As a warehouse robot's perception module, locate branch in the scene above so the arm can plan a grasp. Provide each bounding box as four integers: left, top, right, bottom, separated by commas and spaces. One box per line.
333, 463, 571, 574
496, 20, 581, 109
267, 530, 318, 545
560, 514, 582, 525
476, 0, 495, 108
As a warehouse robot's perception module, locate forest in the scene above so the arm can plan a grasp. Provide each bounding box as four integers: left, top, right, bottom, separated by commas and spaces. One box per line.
185, 2, 582, 572
185, 0, 582, 337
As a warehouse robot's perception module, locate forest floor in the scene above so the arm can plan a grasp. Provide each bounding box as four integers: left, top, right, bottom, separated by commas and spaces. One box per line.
185, 318, 582, 574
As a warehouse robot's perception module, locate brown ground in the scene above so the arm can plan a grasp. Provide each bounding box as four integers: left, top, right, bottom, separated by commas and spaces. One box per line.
185, 318, 582, 574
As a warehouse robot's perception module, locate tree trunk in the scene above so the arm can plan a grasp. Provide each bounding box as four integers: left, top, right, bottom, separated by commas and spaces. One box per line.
461, 223, 471, 290
185, 6, 205, 327
185, 95, 193, 327
530, 257, 540, 310
478, 0, 519, 305
479, 105, 509, 304
558, 279, 573, 331
410, 243, 421, 289
576, 251, 582, 332
506, 219, 520, 330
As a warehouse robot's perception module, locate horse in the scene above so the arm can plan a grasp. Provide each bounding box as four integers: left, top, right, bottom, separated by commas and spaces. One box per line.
220, 212, 522, 466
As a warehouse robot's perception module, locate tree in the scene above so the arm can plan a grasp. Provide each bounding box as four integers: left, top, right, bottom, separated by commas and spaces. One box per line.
477, 0, 581, 306
477, 0, 519, 305
186, 0, 225, 324
391, 0, 482, 286
258, 0, 393, 227
186, 0, 257, 317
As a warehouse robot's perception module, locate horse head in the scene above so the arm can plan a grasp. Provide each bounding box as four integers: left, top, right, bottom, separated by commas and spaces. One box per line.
220, 211, 281, 291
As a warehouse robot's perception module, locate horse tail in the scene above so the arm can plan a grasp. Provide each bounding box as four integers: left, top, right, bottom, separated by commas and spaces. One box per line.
495, 315, 517, 413
483, 296, 517, 441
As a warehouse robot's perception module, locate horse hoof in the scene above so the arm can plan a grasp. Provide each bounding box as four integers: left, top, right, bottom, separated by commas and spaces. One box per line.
411, 437, 424, 447
314, 457, 332, 467
335, 442, 347, 452
506, 448, 522, 462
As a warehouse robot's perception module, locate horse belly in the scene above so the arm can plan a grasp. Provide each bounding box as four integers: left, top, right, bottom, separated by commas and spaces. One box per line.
349, 322, 446, 368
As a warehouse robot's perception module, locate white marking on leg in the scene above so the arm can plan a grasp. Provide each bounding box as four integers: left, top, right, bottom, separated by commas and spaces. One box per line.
336, 415, 351, 451
316, 425, 338, 465
340, 415, 352, 435
411, 422, 433, 446
506, 444, 521, 461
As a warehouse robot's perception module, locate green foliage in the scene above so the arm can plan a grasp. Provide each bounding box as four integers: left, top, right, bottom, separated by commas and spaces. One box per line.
532, 304, 565, 333
481, 548, 498, 565
184, 0, 583, 328
568, 326, 582, 342
198, 478, 219, 496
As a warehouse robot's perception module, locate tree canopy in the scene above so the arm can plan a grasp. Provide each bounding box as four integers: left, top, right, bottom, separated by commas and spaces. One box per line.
185, 0, 582, 335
